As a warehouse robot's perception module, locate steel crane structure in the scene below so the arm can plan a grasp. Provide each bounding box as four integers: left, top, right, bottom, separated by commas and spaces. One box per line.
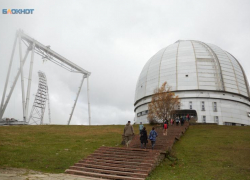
0, 30, 91, 125
28, 71, 51, 125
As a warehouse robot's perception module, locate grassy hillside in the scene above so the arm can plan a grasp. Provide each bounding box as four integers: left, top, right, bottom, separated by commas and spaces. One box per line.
0, 125, 142, 173
1, 124, 250, 179
148, 125, 250, 180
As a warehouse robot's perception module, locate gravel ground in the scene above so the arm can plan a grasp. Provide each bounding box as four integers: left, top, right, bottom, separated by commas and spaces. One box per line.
0, 168, 101, 180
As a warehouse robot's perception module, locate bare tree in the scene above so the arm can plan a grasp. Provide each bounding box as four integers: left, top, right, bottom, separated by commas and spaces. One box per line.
147, 82, 180, 123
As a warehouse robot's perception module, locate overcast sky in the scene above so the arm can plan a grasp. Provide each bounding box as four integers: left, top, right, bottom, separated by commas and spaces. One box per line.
0, 0, 249, 125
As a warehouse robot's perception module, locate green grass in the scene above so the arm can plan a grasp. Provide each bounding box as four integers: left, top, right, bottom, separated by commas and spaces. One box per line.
1, 124, 250, 179
147, 125, 250, 180
0, 124, 147, 173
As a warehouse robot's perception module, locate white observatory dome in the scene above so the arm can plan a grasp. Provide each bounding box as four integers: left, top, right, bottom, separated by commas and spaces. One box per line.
134, 40, 250, 126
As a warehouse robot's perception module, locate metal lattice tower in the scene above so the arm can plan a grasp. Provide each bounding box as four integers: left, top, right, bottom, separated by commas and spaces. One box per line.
28, 71, 51, 125
0, 30, 91, 125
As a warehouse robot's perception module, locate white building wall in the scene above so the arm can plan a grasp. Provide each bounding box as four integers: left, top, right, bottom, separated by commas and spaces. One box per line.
135, 91, 250, 125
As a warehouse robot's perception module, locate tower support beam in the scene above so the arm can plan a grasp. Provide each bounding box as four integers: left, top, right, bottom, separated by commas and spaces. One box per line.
47, 87, 51, 124
0, 35, 18, 114
0, 47, 30, 120
25, 43, 35, 120
68, 75, 85, 125
19, 34, 26, 122
87, 75, 91, 125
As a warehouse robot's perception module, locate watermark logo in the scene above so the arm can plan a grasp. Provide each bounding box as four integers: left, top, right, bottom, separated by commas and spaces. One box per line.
2, 9, 34, 14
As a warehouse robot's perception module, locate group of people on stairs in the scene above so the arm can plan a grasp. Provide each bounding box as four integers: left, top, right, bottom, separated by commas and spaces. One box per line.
124, 116, 188, 149
123, 121, 158, 150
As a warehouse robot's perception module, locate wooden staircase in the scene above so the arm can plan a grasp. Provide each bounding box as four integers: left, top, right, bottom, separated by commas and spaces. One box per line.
65, 122, 189, 179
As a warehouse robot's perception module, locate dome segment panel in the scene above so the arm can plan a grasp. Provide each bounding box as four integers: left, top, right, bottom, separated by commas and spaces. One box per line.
226, 52, 249, 97
192, 41, 219, 90
159, 43, 179, 91
208, 44, 247, 95
176, 41, 198, 90
145, 48, 166, 96
193, 41, 212, 59
134, 57, 152, 101
195, 41, 224, 91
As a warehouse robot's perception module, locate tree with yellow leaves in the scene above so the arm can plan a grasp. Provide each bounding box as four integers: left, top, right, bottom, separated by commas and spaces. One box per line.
148, 82, 180, 123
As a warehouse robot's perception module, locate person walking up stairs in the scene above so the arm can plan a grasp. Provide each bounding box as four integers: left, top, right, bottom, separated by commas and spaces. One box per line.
140, 127, 148, 149
148, 127, 158, 150
123, 121, 134, 147
163, 122, 168, 136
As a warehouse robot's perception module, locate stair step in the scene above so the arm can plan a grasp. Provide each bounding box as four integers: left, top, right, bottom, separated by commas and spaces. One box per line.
73, 163, 150, 173
80, 158, 154, 166
85, 156, 156, 163
96, 150, 157, 157
69, 166, 148, 178
67, 174, 109, 180
75, 162, 151, 171
65, 169, 145, 180
89, 153, 157, 160
99, 146, 161, 152
96, 148, 157, 155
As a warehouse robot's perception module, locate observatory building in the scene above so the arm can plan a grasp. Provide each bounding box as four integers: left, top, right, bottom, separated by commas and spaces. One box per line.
134, 40, 250, 125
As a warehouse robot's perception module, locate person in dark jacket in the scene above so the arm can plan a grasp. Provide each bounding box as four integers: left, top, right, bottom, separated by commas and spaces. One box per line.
180, 116, 184, 126
176, 116, 180, 126
140, 127, 148, 149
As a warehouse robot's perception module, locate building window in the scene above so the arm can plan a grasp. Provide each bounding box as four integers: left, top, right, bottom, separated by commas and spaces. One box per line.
189, 101, 192, 110
139, 110, 149, 117
142, 110, 148, 116
214, 116, 219, 123
201, 101, 205, 111
202, 116, 206, 123
225, 122, 232, 126
213, 102, 217, 112
177, 102, 180, 110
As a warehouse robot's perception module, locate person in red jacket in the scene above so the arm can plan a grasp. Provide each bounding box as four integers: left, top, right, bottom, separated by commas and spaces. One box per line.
163, 122, 168, 136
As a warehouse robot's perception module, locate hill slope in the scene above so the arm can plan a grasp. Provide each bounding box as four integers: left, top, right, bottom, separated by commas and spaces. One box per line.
148, 125, 250, 180
0, 124, 250, 179
0, 125, 128, 173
